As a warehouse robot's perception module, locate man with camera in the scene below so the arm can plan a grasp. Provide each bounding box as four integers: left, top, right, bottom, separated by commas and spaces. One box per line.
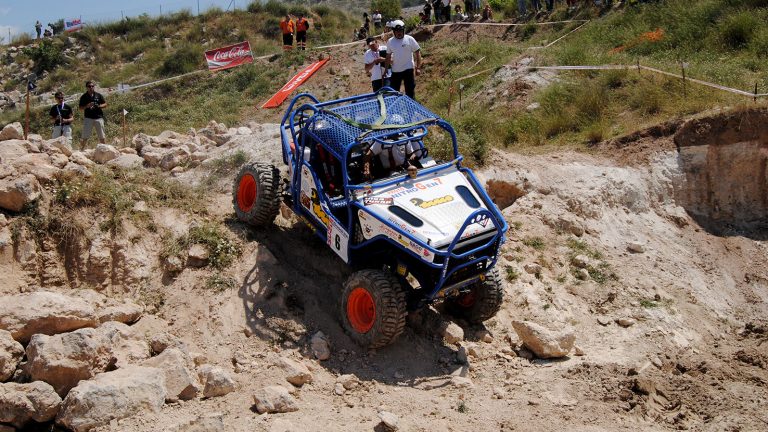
78, 81, 108, 149
364, 37, 391, 92
50, 91, 74, 141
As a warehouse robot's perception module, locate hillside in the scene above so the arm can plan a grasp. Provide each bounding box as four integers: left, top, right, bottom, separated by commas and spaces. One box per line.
1, 1, 767, 431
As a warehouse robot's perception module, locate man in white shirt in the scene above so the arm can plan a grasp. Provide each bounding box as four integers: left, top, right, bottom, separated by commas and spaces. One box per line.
386, 20, 422, 100
372, 10, 383, 32
364, 37, 391, 92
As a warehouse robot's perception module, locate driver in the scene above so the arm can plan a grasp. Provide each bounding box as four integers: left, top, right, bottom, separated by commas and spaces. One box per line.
363, 139, 419, 180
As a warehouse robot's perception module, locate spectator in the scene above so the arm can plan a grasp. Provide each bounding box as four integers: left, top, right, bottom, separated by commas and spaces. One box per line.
454, 5, 467, 22
364, 37, 391, 92
386, 20, 422, 100
442, 0, 452, 23
78, 81, 107, 149
545, 0, 554, 12
295, 13, 309, 51
482, 3, 493, 20
372, 10, 383, 32
423, 1, 432, 24
474, 0, 481, 14
432, 0, 442, 23
363, 13, 371, 34
518, 0, 527, 17
279, 14, 294, 51
35, 21, 42, 39
464, 0, 472, 15
50, 91, 73, 141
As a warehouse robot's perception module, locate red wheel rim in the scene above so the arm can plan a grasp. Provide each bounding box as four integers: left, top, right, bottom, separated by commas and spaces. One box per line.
347, 287, 376, 333
237, 174, 257, 213
456, 290, 477, 307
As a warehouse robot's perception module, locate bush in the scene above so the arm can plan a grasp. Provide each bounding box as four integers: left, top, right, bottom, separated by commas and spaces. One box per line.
719, 11, 759, 49
264, 0, 288, 17
156, 44, 203, 77
247, 1, 263, 13
22, 40, 65, 74
371, 0, 401, 21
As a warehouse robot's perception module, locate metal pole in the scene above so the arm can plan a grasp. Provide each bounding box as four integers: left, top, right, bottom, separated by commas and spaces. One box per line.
197, 0, 200, 15
122, 111, 127, 147
755, 83, 759, 104
680, 62, 686, 97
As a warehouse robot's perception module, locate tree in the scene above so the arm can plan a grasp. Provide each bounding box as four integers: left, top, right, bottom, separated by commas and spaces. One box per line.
371, 0, 402, 21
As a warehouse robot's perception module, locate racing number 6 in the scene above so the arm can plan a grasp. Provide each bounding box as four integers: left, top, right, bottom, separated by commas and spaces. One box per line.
334, 234, 340, 250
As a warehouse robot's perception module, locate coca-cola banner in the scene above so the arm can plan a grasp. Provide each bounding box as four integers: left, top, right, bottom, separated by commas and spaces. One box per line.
261, 58, 330, 109
205, 41, 254, 72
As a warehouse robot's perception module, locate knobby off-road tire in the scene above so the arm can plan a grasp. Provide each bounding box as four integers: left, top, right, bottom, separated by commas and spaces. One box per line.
446, 267, 504, 323
233, 162, 281, 227
341, 269, 407, 349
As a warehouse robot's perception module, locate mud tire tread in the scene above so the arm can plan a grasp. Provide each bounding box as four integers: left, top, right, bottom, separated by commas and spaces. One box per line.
232, 162, 281, 227
341, 269, 407, 349
446, 267, 504, 323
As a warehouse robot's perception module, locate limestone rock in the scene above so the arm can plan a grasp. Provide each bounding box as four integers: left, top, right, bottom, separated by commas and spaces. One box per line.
56, 366, 166, 432
524, 263, 542, 275
142, 347, 200, 401
511, 320, 575, 359
377, 411, 399, 431
25, 327, 115, 396
310, 331, 331, 360
198, 365, 236, 398
252, 386, 298, 414
106, 154, 144, 169
0, 381, 62, 428
62, 162, 92, 177
149, 332, 188, 355
12, 153, 59, 183
616, 317, 636, 328
336, 374, 359, 390
0, 173, 42, 212
96, 300, 143, 324
132, 133, 150, 151
627, 241, 645, 253
571, 255, 590, 269
0, 291, 97, 343
68, 151, 94, 167
96, 321, 150, 369
92, 144, 120, 164
0, 140, 28, 163
48, 137, 73, 156
159, 147, 191, 171
275, 357, 313, 387
187, 244, 209, 268
0, 329, 24, 382
576, 268, 590, 280
440, 321, 464, 345
0, 122, 23, 141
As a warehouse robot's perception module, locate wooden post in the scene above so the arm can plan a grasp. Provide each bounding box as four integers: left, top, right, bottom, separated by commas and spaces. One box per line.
122, 110, 127, 147
636, 58, 640, 75
680, 62, 686, 97
24, 87, 30, 140
466, 29, 470, 44
755, 83, 758, 104
459, 83, 463, 109
447, 83, 454, 116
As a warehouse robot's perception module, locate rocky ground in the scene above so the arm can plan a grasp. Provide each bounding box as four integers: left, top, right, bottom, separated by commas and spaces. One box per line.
1, 104, 767, 431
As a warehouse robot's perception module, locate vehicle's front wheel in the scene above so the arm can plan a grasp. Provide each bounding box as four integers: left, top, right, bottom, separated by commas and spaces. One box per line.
232, 162, 280, 227
445, 267, 504, 323
341, 270, 407, 349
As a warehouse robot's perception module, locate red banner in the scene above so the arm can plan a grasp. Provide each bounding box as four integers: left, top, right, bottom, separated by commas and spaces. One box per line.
261, 58, 330, 109
205, 41, 254, 72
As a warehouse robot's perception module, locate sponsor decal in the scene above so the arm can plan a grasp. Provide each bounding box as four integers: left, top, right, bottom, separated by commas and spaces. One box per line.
386, 216, 416, 235
364, 196, 394, 206
262, 58, 330, 109
385, 177, 443, 198
410, 195, 454, 209
205, 41, 254, 71
310, 188, 330, 226
300, 192, 310, 209
64, 18, 83, 32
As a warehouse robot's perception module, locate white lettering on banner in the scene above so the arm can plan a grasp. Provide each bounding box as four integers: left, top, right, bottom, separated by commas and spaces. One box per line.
212, 46, 251, 63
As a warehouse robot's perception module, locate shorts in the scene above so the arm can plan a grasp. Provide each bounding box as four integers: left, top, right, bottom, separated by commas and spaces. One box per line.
52, 125, 72, 139
282, 33, 293, 46
82, 118, 106, 141
296, 31, 307, 43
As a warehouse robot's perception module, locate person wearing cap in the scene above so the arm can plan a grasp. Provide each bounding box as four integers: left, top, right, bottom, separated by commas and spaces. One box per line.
364, 37, 391, 92
50, 91, 74, 140
386, 21, 422, 100
78, 81, 107, 148
279, 14, 295, 51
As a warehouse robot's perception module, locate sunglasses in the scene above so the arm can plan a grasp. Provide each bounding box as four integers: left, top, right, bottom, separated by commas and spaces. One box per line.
87, 85, 95, 88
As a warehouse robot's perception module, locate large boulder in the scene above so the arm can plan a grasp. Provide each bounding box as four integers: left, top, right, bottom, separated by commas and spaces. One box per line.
0, 140, 28, 162
25, 327, 115, 396
0, 381, 62, 428
46, 136, 73, 156
96, 321, 150, 369
142, 347, 200, 402
56, 366, 166, 432
0, 329, 24, 382
159, 147, 191, 171
511, 320, 575, 359
106, 154, 144, 169
92, 144, 120, 164
0, 291, 97, 343
0, 122, 23, 141
12, 153, 59, 183
0, 173, 41, 212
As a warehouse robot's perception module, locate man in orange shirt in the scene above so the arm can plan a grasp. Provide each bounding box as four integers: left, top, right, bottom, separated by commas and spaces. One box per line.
295, 13, 310, 51
280, 14, 295, 51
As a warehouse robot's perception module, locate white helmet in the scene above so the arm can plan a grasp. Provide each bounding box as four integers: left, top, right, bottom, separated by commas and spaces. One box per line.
391, 19, 405, 29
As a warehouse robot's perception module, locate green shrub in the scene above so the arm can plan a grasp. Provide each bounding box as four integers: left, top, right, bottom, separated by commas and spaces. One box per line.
288, 5, 310, 17
371, 0, 401, 21
719, 11, 759, 49
312, 5, 331, 17
519, 23, 537, 41
22, 40, 65, 74
156, 44, 203, 77
247, 1, 263, 13
264, 0, 288, 17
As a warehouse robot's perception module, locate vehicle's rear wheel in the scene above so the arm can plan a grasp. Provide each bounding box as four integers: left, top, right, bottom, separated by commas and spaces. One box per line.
445, 267, 504, 323
232, 162, 280, 227
341, 270, 407, 349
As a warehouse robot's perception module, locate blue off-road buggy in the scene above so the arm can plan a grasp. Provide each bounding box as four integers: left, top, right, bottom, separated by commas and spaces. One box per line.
233, 90, 508, 348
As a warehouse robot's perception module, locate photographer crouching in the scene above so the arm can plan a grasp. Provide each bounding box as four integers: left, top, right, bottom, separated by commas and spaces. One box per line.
364, 37, 391, 92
